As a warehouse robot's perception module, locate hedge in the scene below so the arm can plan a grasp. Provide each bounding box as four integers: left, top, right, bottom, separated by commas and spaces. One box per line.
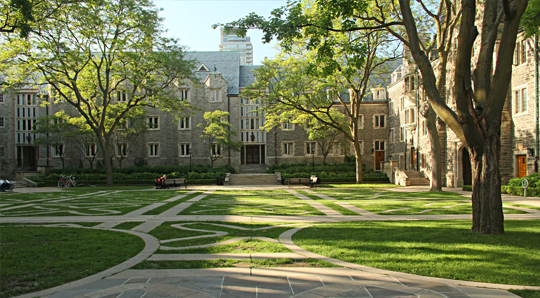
40, 178, 216, 187
463, 185, 540, 197
48, 164, 235, 175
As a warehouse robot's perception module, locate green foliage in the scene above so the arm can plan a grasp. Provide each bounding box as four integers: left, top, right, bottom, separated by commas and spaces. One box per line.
521, 0, 540, 37
508, 172, 540, 188
462, 185, 472, 191
199, 110, 244, 167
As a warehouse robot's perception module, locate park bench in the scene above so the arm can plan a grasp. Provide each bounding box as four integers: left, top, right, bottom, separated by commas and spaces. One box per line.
287, 177, 317, 188
155, 178, 187, 189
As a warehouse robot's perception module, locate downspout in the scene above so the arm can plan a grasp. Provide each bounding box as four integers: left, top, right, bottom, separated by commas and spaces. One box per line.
415, 68, 420, 171
535, 34, 539, 172
227, 93, 231, 167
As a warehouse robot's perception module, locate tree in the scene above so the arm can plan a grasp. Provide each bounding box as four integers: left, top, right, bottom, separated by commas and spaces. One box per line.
0, 0, 73, 37
199, 110, 243, 168
64, 117, 99, 169
109, 107, 148, 168
235, 4, 398, 183
2, 0, 195, 186
522, 0, 540, 37
32, 111, 71, 168
219, 0, 529, 234
300, 113, 346, 165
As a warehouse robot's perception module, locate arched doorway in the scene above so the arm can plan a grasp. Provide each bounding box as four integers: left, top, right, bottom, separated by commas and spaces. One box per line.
462, 148, 472, 186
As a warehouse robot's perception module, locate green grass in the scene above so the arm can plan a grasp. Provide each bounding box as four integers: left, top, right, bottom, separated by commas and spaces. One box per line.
317, 183, 401, 188
504, 203, 540, 211
509, 290, 540, 298
0, 189, 182, 217
178, 190, 325, 216
293, 220, 540, 286
0, 226, 145, 298
150, 222, 302, 249
179, 239, 291, 253
112, 221, 144, 230
296, 191, 360, 215
133, 258, 339, 269
142, 191, 202, 215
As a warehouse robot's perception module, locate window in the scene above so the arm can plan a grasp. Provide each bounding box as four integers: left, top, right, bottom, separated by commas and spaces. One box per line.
404, 108, 415, 124
283, 142, 294, 155
85, 144, 97, 157
0, 117, 4, 128
358, 115, 364, 129
372, 88, 386, 100
400, 97, 405, 111
0, 147, 4, 157
330, 144, 341, 155
179, 89, 189, 101
53, 145, 64, 157
117, 144, 128, 157
514, 40, 527, 66
374, 115, 385, 128
0, 94, 3, 103
422, 120, 428, 136
282, 121, 294, 130
375, 140, 385, 151
117, 91, 128, 102
148, 143, 159, 157
514, 87, 528, 114
211, 144, 221, 156
148, 117, 159, 129
210, 89, 221, 102
306, 142, 316, 155
179, 116, 190, 130
400, 127, 406, 141
179, 143, 191, 157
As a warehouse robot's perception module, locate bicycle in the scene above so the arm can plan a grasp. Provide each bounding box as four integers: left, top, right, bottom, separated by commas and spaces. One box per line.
58, 175, 76, 188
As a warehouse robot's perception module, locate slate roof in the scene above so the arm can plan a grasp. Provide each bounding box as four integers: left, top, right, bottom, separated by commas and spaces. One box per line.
186, 51, 250, 95
239, 65, 261, 88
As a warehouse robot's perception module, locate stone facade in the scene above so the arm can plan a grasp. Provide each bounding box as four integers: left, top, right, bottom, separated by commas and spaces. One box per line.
0, 51, 389, 178
385, 34, 539, 186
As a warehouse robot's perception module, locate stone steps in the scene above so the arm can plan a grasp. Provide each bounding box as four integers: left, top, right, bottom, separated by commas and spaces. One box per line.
229, 174, 278, 185
403, 171, 430, 186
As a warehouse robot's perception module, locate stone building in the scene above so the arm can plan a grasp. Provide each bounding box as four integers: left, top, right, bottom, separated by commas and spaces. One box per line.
0, 51, 389, 179
384, 33, 539, 187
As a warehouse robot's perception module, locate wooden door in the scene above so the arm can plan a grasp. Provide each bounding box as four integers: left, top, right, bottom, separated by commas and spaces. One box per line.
410, 147, 415, 169
375, 151, 385, 170
246, 146, 259, 164
517, 155, 527, 177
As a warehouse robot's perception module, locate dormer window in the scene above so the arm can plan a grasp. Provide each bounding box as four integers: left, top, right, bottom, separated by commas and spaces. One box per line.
197, 64, 209, 72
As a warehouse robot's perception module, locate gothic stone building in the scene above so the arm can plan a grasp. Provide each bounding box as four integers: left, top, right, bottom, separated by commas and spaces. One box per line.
0, 51, 389, 179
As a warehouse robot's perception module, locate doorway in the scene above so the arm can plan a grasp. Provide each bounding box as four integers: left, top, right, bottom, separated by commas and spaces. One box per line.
374, 151, 385, 171
517, 155, 527, 177
462, 148, 472, 185
246, 145, 260, 164
17, 146, 38, 171
410, 147, 416, 169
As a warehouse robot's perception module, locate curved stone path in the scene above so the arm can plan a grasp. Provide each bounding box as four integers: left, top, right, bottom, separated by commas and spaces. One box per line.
2, 185, 540, 298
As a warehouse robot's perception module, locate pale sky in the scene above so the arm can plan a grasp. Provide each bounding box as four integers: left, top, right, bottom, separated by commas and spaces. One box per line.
155, 0, 290, 65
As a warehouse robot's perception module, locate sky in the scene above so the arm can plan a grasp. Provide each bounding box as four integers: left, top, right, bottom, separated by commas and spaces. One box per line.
155, 0, 290, 65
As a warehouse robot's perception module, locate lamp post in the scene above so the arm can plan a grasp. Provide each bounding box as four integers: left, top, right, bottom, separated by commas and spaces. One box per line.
189, 148, 192, 172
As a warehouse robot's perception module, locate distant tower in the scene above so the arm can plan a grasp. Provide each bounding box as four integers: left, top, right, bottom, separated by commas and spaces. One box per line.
219, 27, 253, 65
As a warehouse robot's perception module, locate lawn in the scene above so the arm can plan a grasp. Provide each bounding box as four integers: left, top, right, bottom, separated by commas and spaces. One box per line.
133, 258, 338, 269
293, 220, 540, 286
0, 225, 145, 298
149, 221, 302, 251
178, 190, 326, 216
0, 189, 186, 217
317, 183, 401, 188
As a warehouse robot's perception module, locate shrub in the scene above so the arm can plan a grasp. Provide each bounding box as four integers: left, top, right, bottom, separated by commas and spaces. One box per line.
462, 185, 472, 191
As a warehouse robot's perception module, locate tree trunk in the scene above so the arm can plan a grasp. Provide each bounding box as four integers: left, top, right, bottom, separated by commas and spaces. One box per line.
98, 137, 114, 187
353, 143, 364, 183
426, 108, 442, 191
470, 131, 504, 234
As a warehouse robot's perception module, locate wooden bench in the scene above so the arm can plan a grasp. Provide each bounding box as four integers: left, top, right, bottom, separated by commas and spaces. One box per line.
155, 178, 187, 189
288, 178, 313, 188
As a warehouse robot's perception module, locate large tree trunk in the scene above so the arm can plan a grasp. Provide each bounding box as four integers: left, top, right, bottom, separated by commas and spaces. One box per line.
426, 108, 442, 191
470, 130, 504, 234
98, 136, 114, 187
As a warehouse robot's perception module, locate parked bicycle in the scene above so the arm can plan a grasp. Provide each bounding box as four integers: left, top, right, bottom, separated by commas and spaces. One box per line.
0, 179, 14, 192
58, 175, 76, 188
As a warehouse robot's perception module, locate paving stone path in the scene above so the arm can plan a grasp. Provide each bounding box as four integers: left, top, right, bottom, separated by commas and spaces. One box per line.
2, 186, 539, 298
